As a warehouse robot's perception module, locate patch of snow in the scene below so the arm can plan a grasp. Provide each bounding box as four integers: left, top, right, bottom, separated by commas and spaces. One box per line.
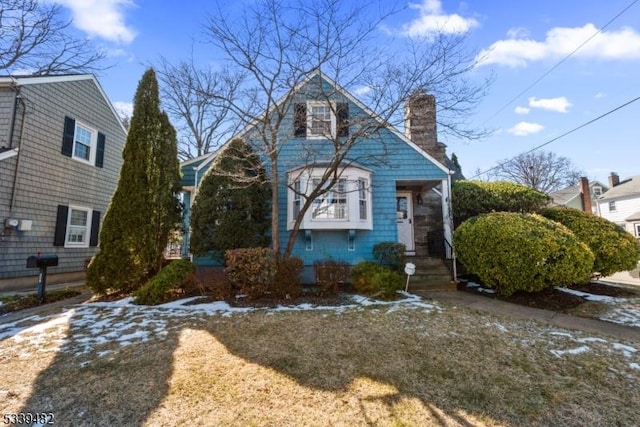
466, 282, 480, 288
630, 363, 640, 370
555, 287, 618, 303
613, 343, 638, 358
576, 337, 607, 344
551, 346, 591, 357
477, 287, 496, 294
549, 331, 574, 338
600, 306, 640, 328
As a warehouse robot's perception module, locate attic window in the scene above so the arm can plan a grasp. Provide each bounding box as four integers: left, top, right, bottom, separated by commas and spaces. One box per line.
593, 186, 602, 197
294, 102, 349, 139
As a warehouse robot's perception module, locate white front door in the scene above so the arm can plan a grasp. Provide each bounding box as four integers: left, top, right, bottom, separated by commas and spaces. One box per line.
396, 192, 415, 254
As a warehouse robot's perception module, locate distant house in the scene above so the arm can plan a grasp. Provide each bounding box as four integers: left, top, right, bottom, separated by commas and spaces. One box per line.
180, 72, 456, 282
0, 75, 127, 287
549, 177, 608, 214
597, 172, 640, 238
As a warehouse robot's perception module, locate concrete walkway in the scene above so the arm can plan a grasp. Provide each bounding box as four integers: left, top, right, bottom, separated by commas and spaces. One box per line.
416, 290, 640, 342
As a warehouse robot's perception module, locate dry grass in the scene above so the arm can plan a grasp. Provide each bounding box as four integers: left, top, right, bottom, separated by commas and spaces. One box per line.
1, 300, 639, 426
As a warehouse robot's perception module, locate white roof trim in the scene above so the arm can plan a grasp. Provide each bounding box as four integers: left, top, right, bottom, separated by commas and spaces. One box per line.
0, 147, 19, 161
1, 74, 127, 136
226, 71, 449, 175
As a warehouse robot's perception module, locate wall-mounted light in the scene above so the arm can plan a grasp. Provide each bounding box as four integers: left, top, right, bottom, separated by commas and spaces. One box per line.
416, 194, 423, 205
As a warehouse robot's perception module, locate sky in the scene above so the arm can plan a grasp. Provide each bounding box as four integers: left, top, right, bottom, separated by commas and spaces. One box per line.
50, 0, 640, 186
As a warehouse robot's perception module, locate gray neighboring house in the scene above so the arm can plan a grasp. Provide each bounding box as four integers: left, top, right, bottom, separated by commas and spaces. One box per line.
549, 177, 608, 214
597, 172, 640, 238
0, 75, 127, 287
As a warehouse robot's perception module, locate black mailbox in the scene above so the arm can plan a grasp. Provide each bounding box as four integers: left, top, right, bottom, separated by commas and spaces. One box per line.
26, 254, 59, 268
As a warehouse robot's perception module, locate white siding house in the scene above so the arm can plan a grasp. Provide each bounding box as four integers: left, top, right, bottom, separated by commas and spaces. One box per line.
598, 173, 640, 238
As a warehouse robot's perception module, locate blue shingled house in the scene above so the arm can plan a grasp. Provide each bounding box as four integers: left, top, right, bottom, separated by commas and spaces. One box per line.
180, 72, 456, 286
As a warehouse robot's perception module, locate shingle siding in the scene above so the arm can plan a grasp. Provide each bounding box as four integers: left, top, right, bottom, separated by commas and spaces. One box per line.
183, 74, 449, 271
0, 77, 126, 279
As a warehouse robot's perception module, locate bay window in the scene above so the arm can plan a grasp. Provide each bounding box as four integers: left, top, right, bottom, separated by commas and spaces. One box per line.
288, 165, 372, 230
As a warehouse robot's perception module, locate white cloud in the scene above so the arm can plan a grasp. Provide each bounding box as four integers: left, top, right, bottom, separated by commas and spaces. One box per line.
402, 0, 479, 37
353, 86, 372, 96
528, 96, 572, 113
514, 106, 530, 114
53, 0, 137, 44
113, 101, 134, 119
477, 23, 640, 67
594, 92, 607, 99
508, 121, 544, 136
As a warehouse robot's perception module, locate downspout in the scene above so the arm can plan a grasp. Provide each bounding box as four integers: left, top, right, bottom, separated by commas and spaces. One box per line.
447, 170, 457, 281
6, 79, 20, 149
10, 92, 27, 214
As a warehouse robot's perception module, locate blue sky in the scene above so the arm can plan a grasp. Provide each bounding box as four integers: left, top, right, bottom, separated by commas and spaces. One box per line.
53, 0, 640, 185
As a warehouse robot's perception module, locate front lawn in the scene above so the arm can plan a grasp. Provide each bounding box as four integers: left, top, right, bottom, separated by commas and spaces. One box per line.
1, 294, 639, 426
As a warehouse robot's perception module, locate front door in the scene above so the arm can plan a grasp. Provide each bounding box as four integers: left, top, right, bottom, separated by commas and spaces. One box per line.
396, 192, 415, 254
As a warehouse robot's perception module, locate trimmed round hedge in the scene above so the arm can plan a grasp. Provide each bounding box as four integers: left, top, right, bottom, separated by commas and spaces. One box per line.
454, 212, 594, 296
541, 207, 640, 276
452, 180, 550, 227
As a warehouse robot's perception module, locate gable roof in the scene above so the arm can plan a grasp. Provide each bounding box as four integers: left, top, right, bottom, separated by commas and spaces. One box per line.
550, 180, 608, 205
196, 71, 450, 176
0, 74, 128, 136
626, 210, 640, 221
599, 175, 640, 201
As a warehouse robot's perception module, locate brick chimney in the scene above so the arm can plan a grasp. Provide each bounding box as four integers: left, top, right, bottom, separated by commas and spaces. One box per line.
579, 177, 592, 213
609, 172, 620, 188
404, 91, 446, 163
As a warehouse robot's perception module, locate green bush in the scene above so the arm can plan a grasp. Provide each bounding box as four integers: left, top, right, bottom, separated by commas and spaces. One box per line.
350, 262, 403, 299
454, 212, 594, 296
134, 259, 196, 305
314, 260, 350, 296
541, 207, 640, 276
372, 242, 406, 273
452, 180, 550, 227
225, 248, 276, 299
273, 256, 304, 298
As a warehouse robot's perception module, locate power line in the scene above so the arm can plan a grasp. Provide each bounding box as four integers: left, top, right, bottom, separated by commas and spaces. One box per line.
481, 0, 639, 126
470, 95, 640, 179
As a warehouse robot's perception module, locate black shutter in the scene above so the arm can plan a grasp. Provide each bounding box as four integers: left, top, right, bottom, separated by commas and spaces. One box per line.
62, 116, 75, 157
90, 210, 101, 247
337, 103, 349, 137
294, 103, 306, 137
53, 205, 69, 246
96, 132, 105, 168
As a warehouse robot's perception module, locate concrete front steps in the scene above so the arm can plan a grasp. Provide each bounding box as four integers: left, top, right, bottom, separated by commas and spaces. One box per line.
405, 256, 457, 291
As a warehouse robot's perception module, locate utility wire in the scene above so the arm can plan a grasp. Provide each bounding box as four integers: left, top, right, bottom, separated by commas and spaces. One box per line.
480, 0, 639, 126
470, 95, 640, 179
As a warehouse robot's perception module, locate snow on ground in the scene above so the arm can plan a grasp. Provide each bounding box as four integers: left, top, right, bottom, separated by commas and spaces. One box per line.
555, 287, 640, 328
0, 292, 440, 362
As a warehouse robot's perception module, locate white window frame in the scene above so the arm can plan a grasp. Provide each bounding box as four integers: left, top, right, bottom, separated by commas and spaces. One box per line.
307, 101, 336, 139
592, 186, 602, 197
609, 200, 617, 212
287, 166, 372, 230
65, 205, 92, 248
635, 223, 640, 238
311, 178, 348, 220
72, 121, 97, 165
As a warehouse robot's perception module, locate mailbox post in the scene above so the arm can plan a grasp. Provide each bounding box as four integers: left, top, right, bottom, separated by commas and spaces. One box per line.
26, 254, 59, 302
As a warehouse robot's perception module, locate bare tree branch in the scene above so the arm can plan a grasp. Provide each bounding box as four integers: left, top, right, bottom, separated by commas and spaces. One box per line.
491, 151, 583, 194
155, 56, 242, 160
0, 0, 106, 75
202, 0, 490, 259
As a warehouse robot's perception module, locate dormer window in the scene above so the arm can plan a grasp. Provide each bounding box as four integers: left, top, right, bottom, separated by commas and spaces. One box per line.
293, 102, 349, 139
593, 186, 602, 197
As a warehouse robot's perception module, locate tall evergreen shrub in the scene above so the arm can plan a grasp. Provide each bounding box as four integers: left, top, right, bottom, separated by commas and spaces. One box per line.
87, 69, 182, 294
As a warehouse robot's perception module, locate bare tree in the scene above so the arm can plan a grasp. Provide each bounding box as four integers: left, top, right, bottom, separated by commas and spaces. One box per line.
204, 0, 490, 259
156, 57, 241, 160
0, 0, 106, 75
491, 151, 582, 194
